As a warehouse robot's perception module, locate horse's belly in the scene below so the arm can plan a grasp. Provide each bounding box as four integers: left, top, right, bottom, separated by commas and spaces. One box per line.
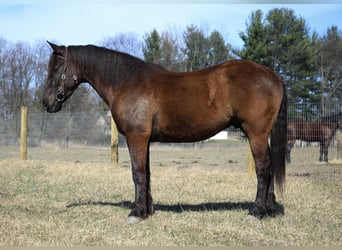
151, 117, 230, 143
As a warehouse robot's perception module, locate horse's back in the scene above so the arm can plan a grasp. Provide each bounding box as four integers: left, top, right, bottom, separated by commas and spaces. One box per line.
150, 60, 284, 142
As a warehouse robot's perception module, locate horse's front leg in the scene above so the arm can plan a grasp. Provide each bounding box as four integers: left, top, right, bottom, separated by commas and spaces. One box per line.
126, 133, 153, 223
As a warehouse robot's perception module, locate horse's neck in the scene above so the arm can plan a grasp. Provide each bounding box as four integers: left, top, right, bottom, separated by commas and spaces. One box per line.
76, 48, 121, 82
321, 119, 340, 135
322, 116, 339, 129
330, 120, 339, 131
73, 47, 132, 105
71, 45, 165, 106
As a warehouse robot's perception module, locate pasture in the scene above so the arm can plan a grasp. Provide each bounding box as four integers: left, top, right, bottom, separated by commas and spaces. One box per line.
0, 144, 341, 246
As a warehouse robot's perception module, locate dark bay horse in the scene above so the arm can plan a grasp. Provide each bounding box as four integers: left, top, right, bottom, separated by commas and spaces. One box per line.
287, 112, 342, 163
42, 42, 287, 223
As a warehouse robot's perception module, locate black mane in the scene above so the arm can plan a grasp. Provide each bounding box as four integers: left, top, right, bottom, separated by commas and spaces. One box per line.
68, 45, 167, 85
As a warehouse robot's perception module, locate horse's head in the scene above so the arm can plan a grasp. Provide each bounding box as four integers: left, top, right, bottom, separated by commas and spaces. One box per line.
42, 42, 81, 113
338, 112, 342, 128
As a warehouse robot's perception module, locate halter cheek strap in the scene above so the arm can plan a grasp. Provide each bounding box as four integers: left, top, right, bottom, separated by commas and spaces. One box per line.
56, 74, 78, 102
56, 47, 78, 102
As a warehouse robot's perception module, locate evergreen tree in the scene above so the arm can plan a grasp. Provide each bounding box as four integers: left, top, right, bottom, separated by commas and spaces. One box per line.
183, 25, 209, 71
142, 29, 183, 71
207, 30, 231, 66
159, 31, 182, 71
142, 29, 161, 64
239, 8, 317, 103
239, 10, 268, 65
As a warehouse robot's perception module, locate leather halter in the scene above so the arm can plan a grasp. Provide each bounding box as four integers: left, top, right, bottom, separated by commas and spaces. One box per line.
56, 47, 78, 102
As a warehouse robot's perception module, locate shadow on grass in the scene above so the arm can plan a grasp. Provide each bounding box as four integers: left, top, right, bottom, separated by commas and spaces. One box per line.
66, 200, 284, 217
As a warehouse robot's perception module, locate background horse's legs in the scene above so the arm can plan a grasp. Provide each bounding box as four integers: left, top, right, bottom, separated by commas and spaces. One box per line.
319, 142, 324, 162
126, 133, 153, 223
321, 141, 329, 163
287, 140, 295, 163
248, 134, 272, 218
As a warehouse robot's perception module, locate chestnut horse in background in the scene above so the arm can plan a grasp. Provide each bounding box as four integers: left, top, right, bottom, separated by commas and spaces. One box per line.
287, 112, 342, 163
42, 42, 287, 223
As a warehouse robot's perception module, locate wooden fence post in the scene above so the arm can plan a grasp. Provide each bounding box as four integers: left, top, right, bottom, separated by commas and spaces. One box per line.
111, 118, 119, 167
20, 106, 28, 160
247, 142, 255, 176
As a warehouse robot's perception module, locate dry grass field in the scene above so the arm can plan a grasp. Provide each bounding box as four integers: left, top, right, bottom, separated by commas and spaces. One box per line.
0, 143, 341, 246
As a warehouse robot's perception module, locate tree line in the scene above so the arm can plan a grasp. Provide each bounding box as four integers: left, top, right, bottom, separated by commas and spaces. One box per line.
0, 7, 341, 119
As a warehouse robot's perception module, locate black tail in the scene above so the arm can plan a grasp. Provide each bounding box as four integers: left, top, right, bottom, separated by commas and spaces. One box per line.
270, 83, 287, 193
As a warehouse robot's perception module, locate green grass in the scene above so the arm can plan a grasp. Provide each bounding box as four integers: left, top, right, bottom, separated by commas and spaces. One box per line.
0, 145, 341, 246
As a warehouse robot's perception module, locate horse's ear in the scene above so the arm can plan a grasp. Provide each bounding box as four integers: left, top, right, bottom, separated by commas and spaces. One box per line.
47, 41, 66, 57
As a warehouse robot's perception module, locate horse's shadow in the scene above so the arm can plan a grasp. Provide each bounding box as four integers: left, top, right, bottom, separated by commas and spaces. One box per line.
66, 200, 284, 217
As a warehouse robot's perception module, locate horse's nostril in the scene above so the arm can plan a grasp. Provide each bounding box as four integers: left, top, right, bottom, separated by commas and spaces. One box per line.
42, 97, 50, 109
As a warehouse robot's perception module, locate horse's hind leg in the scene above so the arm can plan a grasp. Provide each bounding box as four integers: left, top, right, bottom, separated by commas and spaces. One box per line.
248, 134, 272, 218
266, 176, 278, 216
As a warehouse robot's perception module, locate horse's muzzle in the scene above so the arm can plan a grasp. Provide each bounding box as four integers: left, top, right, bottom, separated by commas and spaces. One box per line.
42, 96, 62, 113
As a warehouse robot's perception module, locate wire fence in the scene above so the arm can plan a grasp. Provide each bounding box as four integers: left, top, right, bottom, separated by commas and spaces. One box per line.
1, 102, 341, 160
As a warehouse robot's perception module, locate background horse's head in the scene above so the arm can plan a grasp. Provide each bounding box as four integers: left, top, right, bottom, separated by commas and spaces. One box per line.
42, 42, 81, 113
338, 112, 342, 128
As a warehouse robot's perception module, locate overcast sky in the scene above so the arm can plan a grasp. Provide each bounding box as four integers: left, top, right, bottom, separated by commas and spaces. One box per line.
1, 1, 341, 49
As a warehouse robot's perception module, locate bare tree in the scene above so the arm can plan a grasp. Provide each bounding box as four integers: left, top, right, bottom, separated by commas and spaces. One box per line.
31, 40, 50, 111
0, 41, 34, 114
159, 31, 183, 71
101, 32, 143, 58
314, 26, 342, 114
0, 37, 9, 118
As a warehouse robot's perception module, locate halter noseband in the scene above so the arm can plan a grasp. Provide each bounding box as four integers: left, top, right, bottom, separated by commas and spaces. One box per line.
56, 47, 78, 102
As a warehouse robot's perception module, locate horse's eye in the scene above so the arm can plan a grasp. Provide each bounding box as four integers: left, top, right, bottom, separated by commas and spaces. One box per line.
53, 63, 62, 72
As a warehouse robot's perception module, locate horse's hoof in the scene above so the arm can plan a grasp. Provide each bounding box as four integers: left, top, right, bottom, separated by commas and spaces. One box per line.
246, 214, 259, 220
248, 206, 266, 219
126, 216, 142, 224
